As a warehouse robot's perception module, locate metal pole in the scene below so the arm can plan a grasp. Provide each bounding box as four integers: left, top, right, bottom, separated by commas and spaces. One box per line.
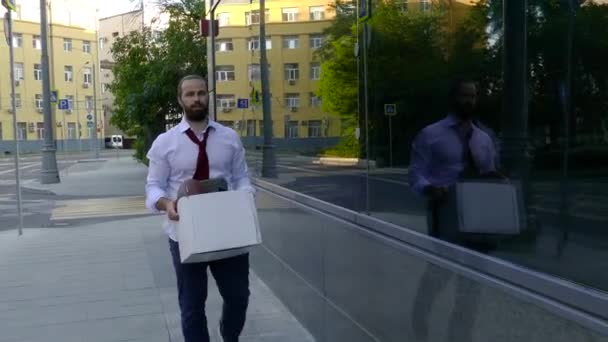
557, 0, 577, 255
362, 22, 371, 214
7, 10, 23, 235
206, 0, 217, 120
92, 63, 99, 158
502, 0, 529, 229
389, 115, 393, 168
260, 0, 276, 178
76, 76, 82, 151
40, 0, 60, 184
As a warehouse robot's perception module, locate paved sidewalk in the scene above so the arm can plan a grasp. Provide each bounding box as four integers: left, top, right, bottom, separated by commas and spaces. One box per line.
0, 216, 315, 342
2, 154, 315, 342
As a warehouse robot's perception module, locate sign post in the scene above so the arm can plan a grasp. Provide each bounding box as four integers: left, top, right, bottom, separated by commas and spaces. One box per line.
3, 3, 23, 235
384, 104, 397, 168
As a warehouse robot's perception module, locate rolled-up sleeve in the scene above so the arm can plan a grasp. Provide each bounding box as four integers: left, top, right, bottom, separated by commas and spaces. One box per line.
231, 136, 256, 196
408, 131, 432, 196
145, 136, 170, 212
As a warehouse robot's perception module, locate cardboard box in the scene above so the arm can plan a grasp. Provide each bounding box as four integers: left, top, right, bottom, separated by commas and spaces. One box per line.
438, 181, 522, 236
177, 190, 262, 263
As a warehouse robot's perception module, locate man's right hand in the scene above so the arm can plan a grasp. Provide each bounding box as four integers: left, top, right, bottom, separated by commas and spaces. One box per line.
157, 198, 179, 221
424, 185, 448, 204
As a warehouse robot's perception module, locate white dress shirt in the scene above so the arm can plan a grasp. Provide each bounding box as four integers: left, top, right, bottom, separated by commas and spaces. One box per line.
145, 118, 255, 241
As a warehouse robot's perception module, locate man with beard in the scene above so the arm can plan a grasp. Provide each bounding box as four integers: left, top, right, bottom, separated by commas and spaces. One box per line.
409, 78, 500, 242
408, 79, 501, 341
145, 75, 254, 342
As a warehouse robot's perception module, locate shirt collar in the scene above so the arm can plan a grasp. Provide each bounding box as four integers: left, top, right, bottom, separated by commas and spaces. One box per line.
444, 113, 481, 130
177, 116, 219, 134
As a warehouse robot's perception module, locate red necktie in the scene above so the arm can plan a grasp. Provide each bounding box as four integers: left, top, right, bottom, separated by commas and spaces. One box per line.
184, 128, 211, 180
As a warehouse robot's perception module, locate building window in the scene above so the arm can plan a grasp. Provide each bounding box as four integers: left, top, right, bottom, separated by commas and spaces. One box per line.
17, 123, 27, 141
102, 83, 109, 93
64, 38, 72, 52
83, 68, 92, 84
248, 64, 261, 81
85, 96, 93, 111
112, 32, 119, 38
245, 10, 269, 25
310, 35, 323, 49
399, 0, 409, 12
284, 63, 299, 81
36, 122, 44, 140
218, 13, 230, 27
0, 122, 2, 140
285, 120, 299, 138
82, 40, 91, 53
12, 33, 22, 48
246, 120, 256, 136
12, 94, 21, 108
310, 6, 325, 20
310, 93, 322, 107
308, 120, 323, 137
34, 64, 42, 81
35, 94, 43, 109
67, 123, 77, 139
310, 63, 321, 80
33, 35, 42, 49
248, 38, 272, 51
216, 95, 235, 109
216, 66, 236, 82
64, 66, 73, 82
15, 5, 22, 19
216, 39, 234, 52
282, 36, 299, 49
421, 0, 431, 12
64, 95, 73, 110
282, 8, 299, 22
99, 37, 107, 50
284, 93, 300, 108
14, 63, 24, 80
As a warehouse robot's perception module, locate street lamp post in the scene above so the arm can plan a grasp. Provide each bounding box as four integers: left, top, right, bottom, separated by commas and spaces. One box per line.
4, 6, 24, 235
259, 0, 276, 178
40, 0, 60, 184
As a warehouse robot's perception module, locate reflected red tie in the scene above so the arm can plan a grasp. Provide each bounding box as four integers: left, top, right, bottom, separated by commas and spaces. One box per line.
184, 128, 211, 180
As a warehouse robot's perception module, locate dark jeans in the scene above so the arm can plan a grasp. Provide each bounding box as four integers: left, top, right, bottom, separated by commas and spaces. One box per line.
169, 239, 250, 342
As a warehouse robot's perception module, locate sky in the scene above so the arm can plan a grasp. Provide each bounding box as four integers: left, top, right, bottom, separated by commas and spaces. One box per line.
97, 0, 141, 19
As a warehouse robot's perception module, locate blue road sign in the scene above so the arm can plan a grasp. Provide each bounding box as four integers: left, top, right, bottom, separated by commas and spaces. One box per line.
237, 98, 249, 109
86, 114, 93, 121
58, 99, 69, 110
384, 103, 397, 116
87, 121, 94, 128
50, 91, 58, 103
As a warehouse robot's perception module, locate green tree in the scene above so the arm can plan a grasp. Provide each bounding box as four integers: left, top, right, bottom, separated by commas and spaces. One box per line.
110, 0, 206, 163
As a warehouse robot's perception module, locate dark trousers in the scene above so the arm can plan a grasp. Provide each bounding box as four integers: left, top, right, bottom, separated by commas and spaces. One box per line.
169, 239, 250, 342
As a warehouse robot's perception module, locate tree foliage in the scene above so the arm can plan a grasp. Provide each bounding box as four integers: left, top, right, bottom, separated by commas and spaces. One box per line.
110, 0, 206, 163
319, 0, 608, 166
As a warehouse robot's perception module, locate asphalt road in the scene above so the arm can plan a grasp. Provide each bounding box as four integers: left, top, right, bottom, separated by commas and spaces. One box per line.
0, 149, 134, 231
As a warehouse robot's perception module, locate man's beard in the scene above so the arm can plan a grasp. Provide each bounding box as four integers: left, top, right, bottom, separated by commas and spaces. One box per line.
454, 102, 475, 120
184, 105, 209, 122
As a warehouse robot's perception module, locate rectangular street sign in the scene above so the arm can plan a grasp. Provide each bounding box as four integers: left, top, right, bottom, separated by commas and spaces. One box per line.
237, 98, 249, 109
384, 103, 397, 116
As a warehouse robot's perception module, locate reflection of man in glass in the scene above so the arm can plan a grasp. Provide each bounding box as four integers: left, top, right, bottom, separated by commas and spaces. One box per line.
409, 79, 500, 244
408, 79, 499, 341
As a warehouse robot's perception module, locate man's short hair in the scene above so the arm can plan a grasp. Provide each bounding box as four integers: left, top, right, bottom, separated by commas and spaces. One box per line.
449, 78, 478, 98
177, 74, 208, 98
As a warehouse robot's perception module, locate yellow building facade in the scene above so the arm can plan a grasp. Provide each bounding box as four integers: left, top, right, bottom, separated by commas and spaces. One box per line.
213, 0, 340, 139
0, 18, 100, 151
